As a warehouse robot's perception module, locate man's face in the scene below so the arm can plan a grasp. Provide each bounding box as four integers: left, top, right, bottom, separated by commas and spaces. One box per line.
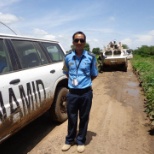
73, 34, 85, 51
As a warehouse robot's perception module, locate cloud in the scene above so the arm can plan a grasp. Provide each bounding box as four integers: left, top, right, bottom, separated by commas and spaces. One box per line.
93, 39, 99, 42
135, 34, 154, 48
42, 34, 56, 40
120, 38, 133, 48
33, 28, 48, 35
31, 28, 56, 40
0, 12, 20, 24
124, 30, 154, 49
135, 34, 154, 43
148, 30, 154, 35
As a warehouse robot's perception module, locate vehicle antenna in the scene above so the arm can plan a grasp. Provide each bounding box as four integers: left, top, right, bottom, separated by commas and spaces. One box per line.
0, 21, 17, 35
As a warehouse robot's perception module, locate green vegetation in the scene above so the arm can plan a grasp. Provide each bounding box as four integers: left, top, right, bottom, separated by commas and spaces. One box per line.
122, 44, 129, 49
67, 43, 90, 53
92, 48, 101, 55
131, 46, 154, 125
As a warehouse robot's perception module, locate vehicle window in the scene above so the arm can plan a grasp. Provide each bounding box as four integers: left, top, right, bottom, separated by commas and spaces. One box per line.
41, 42, 64, 62
105, 50, 112, 55
33, 42, 49, 65
0, 39, 12, 74
114, 50, 121, 55
127, 50, 132, 54
12, 40, 48, 69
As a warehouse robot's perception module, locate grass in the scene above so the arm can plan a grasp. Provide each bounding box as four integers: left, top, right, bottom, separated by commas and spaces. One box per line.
131, 55, 154, 125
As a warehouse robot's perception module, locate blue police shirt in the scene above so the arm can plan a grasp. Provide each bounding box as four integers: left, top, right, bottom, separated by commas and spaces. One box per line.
63, 50, 98, 89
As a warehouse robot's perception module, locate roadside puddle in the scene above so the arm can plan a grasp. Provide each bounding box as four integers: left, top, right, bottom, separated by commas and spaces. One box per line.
127, 81, 139, 87
122, 80, 144, 110
125, 88, 139, 97
125, 81, 140, 97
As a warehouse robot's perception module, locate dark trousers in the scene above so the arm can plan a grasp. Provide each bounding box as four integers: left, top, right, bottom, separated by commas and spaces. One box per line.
65, 89, 93, 145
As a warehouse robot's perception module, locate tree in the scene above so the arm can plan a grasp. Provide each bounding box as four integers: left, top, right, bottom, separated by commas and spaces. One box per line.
92, 48, 101, 55
122, 44, 129, 49
69, 43, 90, 52
84, 43, 90, 51
133, 45, 154, 56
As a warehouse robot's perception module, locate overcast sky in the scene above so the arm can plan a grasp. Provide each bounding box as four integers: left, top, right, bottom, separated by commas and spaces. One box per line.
0, 0, 154, 51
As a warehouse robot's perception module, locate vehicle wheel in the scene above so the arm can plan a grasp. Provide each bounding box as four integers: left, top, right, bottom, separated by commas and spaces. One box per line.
50, 87, 68, 123
123, 63, 127, 72
124, 66, 127, 72
98, 65, 103, 73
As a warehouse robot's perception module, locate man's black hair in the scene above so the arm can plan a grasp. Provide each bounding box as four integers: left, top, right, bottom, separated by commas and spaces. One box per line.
72, 31, 86, 41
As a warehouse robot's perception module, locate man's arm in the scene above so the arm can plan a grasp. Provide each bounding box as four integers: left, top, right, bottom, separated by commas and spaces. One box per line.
90, 55, 98, 78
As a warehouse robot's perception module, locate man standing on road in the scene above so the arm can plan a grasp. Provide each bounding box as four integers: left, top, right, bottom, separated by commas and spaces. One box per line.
62, 31, 98, 153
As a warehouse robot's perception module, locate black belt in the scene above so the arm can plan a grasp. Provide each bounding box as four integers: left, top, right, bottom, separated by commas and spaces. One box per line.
69, 86, 92, 95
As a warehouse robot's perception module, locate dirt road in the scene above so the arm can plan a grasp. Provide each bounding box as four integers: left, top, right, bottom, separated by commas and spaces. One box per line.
0, 61, 154, 154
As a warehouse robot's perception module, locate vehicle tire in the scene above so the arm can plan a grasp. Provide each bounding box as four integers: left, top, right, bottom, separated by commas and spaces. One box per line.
124, 66, 127, 72
122, 63, 127, 72
50, 87, 68, 123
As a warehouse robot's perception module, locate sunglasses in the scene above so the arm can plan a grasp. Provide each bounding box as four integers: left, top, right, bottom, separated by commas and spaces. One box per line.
73, 39, 85, 43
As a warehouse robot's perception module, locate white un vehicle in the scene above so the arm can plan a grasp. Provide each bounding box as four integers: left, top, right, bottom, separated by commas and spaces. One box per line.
0, 34, 68, 143
103, 41, 128, 72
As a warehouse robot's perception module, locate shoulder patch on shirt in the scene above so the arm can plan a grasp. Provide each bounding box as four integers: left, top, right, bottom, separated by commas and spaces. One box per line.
87, 52, 95, 58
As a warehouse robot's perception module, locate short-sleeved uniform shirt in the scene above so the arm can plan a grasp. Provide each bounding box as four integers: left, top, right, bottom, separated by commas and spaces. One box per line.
63, 50, 98, 89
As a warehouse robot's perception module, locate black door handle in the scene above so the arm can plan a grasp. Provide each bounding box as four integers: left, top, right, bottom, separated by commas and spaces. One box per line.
10, 79, 20, 84
50, 70, 55, 73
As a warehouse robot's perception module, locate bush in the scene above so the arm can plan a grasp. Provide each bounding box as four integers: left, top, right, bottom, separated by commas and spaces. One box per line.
131, 55, 154, 126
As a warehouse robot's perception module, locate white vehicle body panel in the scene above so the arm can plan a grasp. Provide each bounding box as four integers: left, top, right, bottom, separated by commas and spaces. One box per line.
0, 34, 68, 143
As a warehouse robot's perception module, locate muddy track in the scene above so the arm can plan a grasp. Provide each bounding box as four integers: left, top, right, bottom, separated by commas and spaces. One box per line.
0, 61, 154, 154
